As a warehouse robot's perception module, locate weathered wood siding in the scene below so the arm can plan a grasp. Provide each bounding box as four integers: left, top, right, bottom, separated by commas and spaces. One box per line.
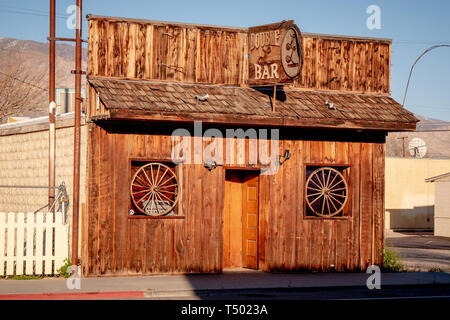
87, 17, 391, 102
261, 132, 385, 272
87, 18, 249, 85
84, 124, 225, 275
295, 35, 390, 95
83, 124, 385, 275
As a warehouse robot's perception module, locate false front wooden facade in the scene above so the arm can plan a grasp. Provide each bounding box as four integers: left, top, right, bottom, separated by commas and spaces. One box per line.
82, 15, 417, 276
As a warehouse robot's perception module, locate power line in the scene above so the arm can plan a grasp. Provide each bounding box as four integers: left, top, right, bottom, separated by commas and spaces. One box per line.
0, 9, 67, 20
394, 40, 450, 45
0, 70, 47, 91
0, 4, 56, 13
0, 4, 67, 18
0, 5, 68, 20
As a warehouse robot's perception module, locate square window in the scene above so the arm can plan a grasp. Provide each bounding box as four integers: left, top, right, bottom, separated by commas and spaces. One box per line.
305, 165, 350, 218
129, 160, 180, 217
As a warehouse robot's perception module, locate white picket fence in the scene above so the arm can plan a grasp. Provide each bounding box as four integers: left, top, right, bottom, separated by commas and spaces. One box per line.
0, 212, 69, 276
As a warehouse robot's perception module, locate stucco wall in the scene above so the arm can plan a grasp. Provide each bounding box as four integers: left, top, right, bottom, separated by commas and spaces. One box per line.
385, 157, 450, 230
435, 180, 450, 237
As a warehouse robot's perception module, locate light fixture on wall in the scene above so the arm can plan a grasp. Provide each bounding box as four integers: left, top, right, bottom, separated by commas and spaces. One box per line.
204, 158, 220, 170
279, 149, 291, 165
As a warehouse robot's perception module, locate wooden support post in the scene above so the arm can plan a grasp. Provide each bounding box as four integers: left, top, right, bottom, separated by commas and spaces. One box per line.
397, 136, 407, 157
272, 85, 277, 113
72, 0, 83, 267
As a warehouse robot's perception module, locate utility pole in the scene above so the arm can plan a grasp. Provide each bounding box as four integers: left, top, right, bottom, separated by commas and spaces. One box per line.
48, 0, 56, 212
397, 136, 407, 157
72, 0, 83, 267
48, 0, 83, 267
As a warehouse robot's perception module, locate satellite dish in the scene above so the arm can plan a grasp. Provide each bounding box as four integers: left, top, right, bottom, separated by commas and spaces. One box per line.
408, 137, 427, 158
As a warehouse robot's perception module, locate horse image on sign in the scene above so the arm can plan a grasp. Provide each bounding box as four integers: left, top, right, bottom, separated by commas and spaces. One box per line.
248, 20, 302, 86
281, 27, 302, 78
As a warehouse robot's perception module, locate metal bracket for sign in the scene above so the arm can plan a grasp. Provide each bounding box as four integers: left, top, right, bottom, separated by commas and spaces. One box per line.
248, 84, 281, 113
71, 70, 87, 75
47, 36, 87, 43
204, 159, 223, 171
160, 63, 184, 73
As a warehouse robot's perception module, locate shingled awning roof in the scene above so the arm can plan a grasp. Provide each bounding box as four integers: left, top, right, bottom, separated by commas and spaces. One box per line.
88, 77, 418, 131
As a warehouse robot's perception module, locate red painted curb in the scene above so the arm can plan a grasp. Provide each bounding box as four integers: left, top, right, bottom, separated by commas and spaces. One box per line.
0, 291, 145, 300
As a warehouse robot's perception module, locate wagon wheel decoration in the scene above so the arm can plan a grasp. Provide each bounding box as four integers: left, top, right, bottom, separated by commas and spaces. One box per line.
130, 162, 179, 216
305, 167, 348, 217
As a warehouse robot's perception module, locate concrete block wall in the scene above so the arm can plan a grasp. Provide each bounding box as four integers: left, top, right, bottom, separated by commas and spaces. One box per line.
0, 114, 87, 258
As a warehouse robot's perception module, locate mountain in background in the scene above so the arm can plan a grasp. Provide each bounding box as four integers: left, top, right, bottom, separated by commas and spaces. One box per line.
386, 115, 450, 159
0, 37, 87, 118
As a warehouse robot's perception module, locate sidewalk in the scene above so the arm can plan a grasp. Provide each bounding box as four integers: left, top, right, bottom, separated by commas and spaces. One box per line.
1, 269, 450, 299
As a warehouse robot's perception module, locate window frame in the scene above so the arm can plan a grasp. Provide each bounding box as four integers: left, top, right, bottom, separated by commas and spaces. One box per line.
303, 163, 352, 220
128, 157, 184, 219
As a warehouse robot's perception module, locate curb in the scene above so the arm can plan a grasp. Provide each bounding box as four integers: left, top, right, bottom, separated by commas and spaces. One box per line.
144, 283, 450, 298
0, 291, 145, 300
1, 283, 450, 299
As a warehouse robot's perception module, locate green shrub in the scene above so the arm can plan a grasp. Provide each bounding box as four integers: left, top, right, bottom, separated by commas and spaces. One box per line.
56, 258, 72, 278
382, 247, 404, 272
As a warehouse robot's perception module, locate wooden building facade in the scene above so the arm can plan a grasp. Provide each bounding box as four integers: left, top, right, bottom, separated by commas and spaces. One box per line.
82, 15, 418, 276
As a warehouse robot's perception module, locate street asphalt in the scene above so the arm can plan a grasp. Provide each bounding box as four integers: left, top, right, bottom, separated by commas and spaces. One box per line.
386, 230, 450, 272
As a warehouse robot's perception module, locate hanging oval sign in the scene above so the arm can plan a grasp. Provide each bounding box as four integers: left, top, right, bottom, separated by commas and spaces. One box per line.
281, 27, 302, 78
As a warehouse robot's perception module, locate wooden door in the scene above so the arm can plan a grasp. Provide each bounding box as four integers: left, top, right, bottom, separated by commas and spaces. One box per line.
242, 174, 259, 269
223, 171, 243, 268
223, 171, 260, 270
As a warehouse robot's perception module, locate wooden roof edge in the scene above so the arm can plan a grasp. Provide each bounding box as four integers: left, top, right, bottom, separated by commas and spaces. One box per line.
301, 32, 391, 43
88, 76, 418, 124
85, 14, 248, 32
87, 76, 398, 98
87, 76, 244, 90
85, 14, 392, 43
425, 172, 450, 183
92, 110, 417, 132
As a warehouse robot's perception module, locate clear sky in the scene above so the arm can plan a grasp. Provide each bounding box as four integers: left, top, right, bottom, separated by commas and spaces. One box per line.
1, 0, 450, 120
